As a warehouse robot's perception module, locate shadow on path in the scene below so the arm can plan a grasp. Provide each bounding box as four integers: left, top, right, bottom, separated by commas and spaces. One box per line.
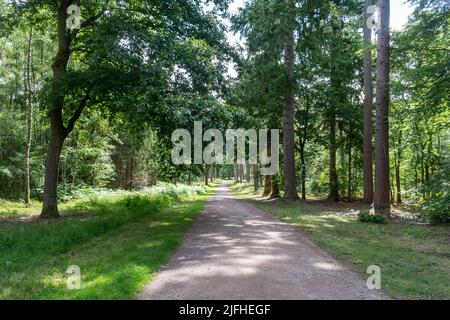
138, 182, 390, 300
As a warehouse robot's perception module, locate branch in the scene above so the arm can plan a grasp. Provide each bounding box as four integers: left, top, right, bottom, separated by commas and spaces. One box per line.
69, 7, 106, 41
65, 89, 91, 135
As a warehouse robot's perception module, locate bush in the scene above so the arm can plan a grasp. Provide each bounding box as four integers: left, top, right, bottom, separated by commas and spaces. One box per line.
0, 183, 207, 272
358, 211, 388, 224
422, 191, 450, 224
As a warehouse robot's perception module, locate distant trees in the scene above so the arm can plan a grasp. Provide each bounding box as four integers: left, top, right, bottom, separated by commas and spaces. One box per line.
0, 0, 448, 223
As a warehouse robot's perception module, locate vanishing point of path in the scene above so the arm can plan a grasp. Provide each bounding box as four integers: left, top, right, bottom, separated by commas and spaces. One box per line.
138, 182, 390, 300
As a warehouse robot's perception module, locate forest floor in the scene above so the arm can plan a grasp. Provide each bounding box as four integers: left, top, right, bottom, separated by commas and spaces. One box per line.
0, 184, 215, 299
230, 182, 450, 300
1, 181, 448, 300
138, 182, 389, 300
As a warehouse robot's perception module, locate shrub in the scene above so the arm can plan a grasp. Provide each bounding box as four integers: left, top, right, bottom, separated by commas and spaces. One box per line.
422, 191, 450, 224
358, 211, 388, 224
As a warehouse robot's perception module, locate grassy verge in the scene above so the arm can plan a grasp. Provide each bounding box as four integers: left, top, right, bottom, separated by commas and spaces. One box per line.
230, 182, 450, 300
0, 183, 215, 299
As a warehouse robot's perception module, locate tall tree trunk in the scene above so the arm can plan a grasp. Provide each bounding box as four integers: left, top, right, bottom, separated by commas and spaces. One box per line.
41, 1, 92, 218
282, 0, 298, 200
41, 2, 71, 218
328, 117, 340, 201
363, 0, 374, 203
347, 124, 352, 201
41, 114, 66, 218
395, 131, 402, 204
300, 145, 306, 200
24, 28, 33, 207
395, 159, 401, 204
374, 0, 391, 216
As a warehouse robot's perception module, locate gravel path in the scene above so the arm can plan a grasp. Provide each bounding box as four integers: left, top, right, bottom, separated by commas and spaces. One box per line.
138, 182, 390, 300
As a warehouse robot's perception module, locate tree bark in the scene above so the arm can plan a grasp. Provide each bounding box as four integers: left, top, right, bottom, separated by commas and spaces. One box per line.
269, 175, 280, 199
253, 164, 259, 192
282, 0, 298, 200
395, 131, 402, 204
24, 28, 33, 207
300, 145, 306, 200
245, 161, 251, 182
328, 117, 340, 201
374, 0, 391, 216
363, 0, 374, 204
204, 164, 209, 186
41, 112, 67, 218
262, 175, 271, 197
347, 125, 352, 201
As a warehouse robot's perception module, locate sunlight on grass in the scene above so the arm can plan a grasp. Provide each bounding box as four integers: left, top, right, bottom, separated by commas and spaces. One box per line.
0, 183, 216, 299
231, 182, 450, 300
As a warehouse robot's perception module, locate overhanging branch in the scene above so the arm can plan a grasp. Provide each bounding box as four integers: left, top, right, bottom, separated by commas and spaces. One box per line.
65, 89, 91, 135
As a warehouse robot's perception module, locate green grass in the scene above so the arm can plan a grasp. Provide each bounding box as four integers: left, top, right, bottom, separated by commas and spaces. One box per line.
230, 182, 450, 300
0, 183, 215, 299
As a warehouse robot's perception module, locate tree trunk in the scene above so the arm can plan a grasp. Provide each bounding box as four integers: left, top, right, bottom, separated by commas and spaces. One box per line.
204, 164, 209, 186
300, 145, 306, 200
262, 175, 271, 197
395, 131, 402, 204
210, 162, 216, 182
41, 116, 66, 218
347, 128, 352, 202
374, 0, 391, 216
253, 164, 259, 192
269, 175, 280, 199
40, 2, 72, 218
24, 28, 33, 207
328, 117, 340, 201
363, 0, 374, 204
246, 161, 251, 182
282, 0, 298, 200
40, 2, 98, 218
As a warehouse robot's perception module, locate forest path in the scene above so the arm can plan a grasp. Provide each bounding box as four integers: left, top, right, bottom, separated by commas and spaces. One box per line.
138, 182, 390, 300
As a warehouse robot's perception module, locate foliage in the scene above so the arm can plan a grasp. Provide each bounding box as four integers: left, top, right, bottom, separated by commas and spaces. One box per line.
358, 211, 388, 224
0, 183, 213, 299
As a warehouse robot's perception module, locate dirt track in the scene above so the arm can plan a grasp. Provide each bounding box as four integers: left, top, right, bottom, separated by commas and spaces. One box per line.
138, 182, 390, 300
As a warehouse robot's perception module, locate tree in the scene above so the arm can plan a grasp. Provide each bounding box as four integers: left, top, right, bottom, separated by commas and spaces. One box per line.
24, 27, 33, 207
362, 0, 374, 203
7, 0, 232, 218
282, 0, 299, 200
374, 0, 391, 215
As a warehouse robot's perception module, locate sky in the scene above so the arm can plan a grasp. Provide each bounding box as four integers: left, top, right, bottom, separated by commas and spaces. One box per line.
227, 0, 414, 27
224, 0, 415, 76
